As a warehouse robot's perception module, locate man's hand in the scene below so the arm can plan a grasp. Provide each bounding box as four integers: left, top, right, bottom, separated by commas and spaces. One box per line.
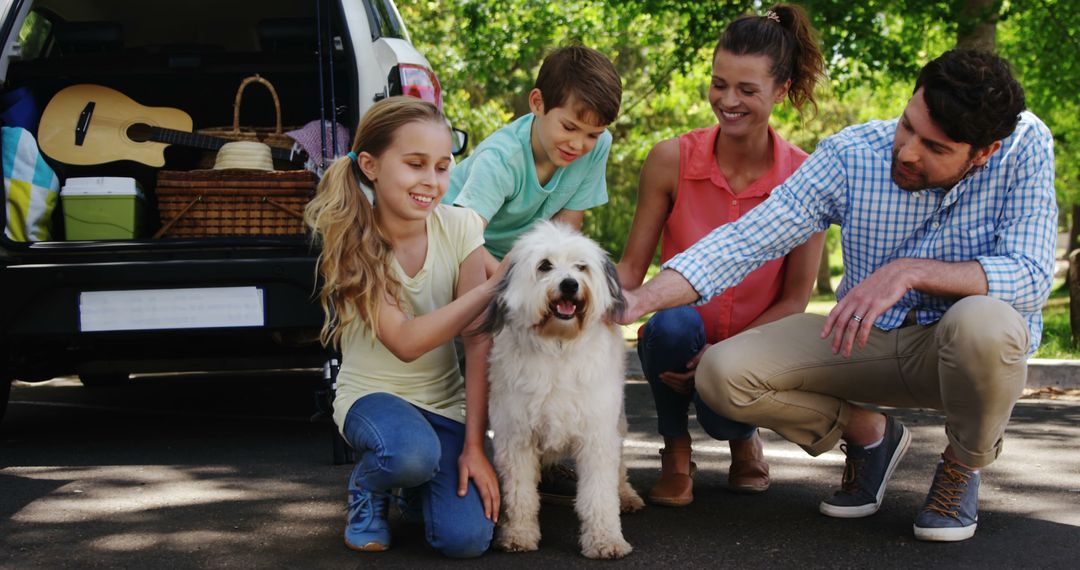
458, 444, 500, 522
822, 259, 913, 357
619, 269, 700, 324
658, 343, 712, 395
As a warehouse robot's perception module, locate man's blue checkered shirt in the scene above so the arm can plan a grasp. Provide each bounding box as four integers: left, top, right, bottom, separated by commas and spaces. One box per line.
664, 111, 1057, 354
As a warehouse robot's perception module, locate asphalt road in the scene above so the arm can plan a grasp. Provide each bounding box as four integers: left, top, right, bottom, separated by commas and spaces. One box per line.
2, 372, 1078, 569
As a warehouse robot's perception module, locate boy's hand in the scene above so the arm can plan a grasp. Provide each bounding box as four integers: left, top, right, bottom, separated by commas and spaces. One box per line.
458, 444, 500, 522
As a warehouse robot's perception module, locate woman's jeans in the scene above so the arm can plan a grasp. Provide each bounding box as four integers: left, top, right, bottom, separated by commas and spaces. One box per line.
343, 392, 493, 558
637, 306, 756, 441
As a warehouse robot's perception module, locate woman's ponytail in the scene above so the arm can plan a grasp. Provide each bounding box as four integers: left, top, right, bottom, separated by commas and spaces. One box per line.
716, 3, 826, 114
769, 4, 826, 114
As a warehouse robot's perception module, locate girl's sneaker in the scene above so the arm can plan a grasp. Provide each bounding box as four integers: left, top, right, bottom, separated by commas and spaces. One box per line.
345, 478, 391, 552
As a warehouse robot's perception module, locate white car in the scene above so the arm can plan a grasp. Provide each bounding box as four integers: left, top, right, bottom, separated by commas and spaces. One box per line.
0, 0, 454, 422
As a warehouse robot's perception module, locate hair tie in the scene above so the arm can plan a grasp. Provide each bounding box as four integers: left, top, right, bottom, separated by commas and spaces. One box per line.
346, 151, 358, 162
764, 10, 781, 23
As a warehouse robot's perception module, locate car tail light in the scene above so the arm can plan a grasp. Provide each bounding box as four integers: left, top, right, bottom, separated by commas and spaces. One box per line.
388, 63, 443, 110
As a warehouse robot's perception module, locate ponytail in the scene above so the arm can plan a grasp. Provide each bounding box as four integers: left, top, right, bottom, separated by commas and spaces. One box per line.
305, 153, 401, 349
304, 96, 445, 348
716, 3, 826, 114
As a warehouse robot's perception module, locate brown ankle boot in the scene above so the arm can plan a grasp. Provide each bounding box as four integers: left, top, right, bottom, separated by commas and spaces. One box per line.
648, 446, 695, 507
729, 431, 770, 493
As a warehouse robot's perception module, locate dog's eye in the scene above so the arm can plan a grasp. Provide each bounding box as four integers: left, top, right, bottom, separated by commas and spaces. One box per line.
574, 263, 588, 272
538, 259, 553, 273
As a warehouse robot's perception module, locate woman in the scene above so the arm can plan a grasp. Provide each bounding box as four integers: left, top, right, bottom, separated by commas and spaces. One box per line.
617, 4, 827, 507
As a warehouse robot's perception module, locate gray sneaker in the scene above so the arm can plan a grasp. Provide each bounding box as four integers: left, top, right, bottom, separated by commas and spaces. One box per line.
820, 415, 911, 518
913, 456, 980, 541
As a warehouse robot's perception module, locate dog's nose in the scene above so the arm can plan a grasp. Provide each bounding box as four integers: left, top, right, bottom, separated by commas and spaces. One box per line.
559, 278, 579, 296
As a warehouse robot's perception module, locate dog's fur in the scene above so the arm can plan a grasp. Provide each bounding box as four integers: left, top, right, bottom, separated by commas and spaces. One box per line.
483, 221, 644, 559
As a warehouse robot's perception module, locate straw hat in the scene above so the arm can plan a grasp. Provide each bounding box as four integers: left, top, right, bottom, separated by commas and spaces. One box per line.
212, 141, 274, 171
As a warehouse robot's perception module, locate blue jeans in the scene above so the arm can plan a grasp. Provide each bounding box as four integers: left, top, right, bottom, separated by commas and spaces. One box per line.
343, 392, 493, 558
638, 306, 756, 441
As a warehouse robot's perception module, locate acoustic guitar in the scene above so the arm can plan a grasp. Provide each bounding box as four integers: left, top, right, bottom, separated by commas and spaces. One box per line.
38, 84, 302, 167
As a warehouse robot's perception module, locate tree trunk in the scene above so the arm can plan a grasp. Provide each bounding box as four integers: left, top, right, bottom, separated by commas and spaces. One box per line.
1069, 249, 1080, 345
1069, 204, 1080, 259
956, 0, 1000, 51
816, 248, 833, 295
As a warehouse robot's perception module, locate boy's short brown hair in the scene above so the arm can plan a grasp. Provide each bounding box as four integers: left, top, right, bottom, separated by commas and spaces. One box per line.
534, 45, 622, 125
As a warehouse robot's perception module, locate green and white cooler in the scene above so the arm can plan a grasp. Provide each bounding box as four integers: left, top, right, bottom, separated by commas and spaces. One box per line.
60, 177, 145, 240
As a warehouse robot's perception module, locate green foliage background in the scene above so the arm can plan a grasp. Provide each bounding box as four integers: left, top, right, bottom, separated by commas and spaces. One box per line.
398, 0, 1079, 260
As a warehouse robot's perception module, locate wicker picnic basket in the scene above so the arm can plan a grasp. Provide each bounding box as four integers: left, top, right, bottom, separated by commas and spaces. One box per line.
196, 74, 296, 152
154, 169, 317, 238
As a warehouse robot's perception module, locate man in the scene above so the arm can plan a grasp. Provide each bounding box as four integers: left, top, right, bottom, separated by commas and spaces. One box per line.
619, 49, 1056, 542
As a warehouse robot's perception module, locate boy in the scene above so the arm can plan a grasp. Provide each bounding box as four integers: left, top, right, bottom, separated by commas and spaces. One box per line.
444, 45, 622, 503
443, 45, 622, 275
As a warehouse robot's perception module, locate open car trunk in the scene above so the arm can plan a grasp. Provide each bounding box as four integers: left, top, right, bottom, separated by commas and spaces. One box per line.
0, 0, 439, 387
2, 0, 358, 248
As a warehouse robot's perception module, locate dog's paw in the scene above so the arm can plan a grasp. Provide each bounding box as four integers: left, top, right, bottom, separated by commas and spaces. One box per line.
495, 525, 540, 553
581, 535, 633, 559
619, 486, 645, 513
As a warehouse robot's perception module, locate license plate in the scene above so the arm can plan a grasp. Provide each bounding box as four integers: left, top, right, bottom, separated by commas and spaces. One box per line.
79, 286, 265, 332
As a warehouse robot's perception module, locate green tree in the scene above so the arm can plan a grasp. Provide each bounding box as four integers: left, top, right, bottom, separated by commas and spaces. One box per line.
398, 1, 750, 254
400, 0, 1079, 262
998, 0, 1080, 252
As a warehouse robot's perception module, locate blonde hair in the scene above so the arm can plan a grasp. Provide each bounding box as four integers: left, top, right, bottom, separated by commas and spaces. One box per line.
304, 96, 447, 348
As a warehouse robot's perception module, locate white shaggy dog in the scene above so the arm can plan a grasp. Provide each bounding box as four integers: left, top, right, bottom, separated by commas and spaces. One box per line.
484, 221, 644, 559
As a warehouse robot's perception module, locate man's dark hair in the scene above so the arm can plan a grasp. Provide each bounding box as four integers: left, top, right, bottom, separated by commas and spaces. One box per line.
534, 45, 622, 125
914, 49, 1025, 150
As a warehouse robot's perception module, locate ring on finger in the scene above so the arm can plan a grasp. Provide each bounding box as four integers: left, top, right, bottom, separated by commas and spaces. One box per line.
852, 314, 864, 323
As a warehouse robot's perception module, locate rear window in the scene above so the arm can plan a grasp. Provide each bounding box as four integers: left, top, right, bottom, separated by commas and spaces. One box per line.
364, 0, 406, 40
16, 11, 52, 60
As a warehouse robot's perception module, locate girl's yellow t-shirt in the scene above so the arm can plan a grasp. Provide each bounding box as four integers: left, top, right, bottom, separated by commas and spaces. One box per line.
332, 205, 485, 431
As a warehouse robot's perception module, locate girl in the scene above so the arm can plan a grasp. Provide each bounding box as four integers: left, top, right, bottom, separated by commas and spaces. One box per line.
305, 96, 501, 557
616, 4, 827, 507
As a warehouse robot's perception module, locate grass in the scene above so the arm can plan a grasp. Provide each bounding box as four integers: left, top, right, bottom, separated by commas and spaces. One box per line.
806, 292, 837, 317
1033, 284, 1073, 359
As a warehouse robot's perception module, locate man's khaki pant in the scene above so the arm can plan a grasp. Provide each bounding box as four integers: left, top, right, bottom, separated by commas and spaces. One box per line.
696, 296, 1029, 468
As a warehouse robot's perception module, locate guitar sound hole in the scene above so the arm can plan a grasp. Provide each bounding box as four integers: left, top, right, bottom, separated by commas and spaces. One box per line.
126, 123, 153, 142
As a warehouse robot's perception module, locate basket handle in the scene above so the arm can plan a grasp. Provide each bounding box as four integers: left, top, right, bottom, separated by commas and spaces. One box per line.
231, 74, 283, 135
153, 195, 202, 239
265, 197, 306, 220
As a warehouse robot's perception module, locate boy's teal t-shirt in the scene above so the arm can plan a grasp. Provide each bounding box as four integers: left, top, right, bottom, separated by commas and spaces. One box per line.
442, 113, 610, 259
